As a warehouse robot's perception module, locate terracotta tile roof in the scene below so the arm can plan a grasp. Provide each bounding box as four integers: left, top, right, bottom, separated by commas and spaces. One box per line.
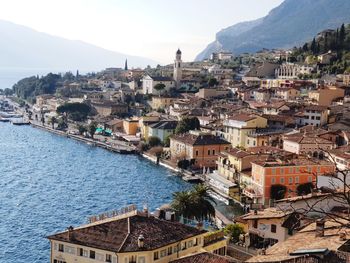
170, 133, 230, 146
170, 252, 237, 263
304, 105, 329, 112
47, 215, 206, 252
246, 219, 350, 262
284, 135, 334, 145
241, 208, 292, 220
228, 114, 258, 122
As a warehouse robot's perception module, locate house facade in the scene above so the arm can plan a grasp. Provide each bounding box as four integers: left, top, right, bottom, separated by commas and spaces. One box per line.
170, 131, 231, 169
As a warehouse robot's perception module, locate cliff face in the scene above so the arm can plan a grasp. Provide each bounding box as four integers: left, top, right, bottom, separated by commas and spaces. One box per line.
196, 0, 350, 60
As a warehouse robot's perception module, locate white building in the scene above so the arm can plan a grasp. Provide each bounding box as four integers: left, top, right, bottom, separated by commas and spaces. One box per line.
275, 63, 314, 79
142, 75, 174, 95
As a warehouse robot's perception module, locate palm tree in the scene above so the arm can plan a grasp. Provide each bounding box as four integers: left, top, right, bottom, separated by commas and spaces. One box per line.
171, 191, 193, 220
171, 184, 216, 223
191, 184, 216, 222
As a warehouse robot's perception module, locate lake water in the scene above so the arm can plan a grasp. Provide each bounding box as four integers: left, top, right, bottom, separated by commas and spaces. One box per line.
0, 123, 192, 262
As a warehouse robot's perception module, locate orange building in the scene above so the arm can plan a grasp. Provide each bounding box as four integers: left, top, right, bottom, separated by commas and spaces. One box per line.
244, 157, 335, 206
170, 131, 231, 169
123, 118, 139, 135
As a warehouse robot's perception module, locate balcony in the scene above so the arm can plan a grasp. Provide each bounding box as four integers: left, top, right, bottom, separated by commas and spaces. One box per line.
243, 188, 262, 199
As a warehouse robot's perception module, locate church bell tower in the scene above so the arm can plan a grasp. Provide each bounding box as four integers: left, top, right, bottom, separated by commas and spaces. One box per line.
174, 49, 183, 87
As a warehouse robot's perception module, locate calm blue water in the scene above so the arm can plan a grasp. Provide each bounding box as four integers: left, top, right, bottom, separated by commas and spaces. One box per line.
0, 123, 191, 263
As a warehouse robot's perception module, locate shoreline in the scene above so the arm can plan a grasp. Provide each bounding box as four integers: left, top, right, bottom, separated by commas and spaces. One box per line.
6, 119, 236, 224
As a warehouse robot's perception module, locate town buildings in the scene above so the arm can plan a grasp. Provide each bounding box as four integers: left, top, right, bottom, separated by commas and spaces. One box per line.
245, 156, 335, 206
223, 114, 267, 148
170, 131, 231, 169
47, 208, 228, 263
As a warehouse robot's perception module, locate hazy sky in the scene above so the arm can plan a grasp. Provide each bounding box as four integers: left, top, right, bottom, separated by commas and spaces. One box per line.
0, 0, 283, 64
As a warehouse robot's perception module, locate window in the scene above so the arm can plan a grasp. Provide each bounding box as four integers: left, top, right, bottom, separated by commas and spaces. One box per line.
167, 247, 173, 255
208, 150, 210, 156
54, 260, 66, 263
295, 176, 299, 184
58, 244, 64, 252
253, 220, 258, 228
271, 224, 277, 233
154, 251, 159, 260
160, 249, 167, 258
195, 150, 199, 156
308, 176, 313, 182
289, 177, 293, 184
271, 177, 276, 184
90, 250, 95, 259
295, 167, 299, 173
280, 177, 285, 184
271, 168, 276, 175
106, 254, 112, 262
188, 240, 193, 248
212, 150, 215, 155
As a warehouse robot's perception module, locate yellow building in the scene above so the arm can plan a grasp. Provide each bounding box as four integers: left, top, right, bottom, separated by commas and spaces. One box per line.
47, 209, 227, 263
151, 97, 175, 110
217, 148, 257, 181
139, 115, 161, 141
123, 118, 139, 135
223, 114, 267, 148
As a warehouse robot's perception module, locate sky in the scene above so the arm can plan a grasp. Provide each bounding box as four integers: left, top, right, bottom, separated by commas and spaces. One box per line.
0, 0, 283, 64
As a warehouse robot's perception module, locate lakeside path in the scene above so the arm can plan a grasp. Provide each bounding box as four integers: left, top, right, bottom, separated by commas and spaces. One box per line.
29, 121, 137, 154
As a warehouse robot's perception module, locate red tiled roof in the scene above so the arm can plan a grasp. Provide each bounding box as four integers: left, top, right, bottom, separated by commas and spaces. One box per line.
47, 215, 206, 252
171, 133, 230, 146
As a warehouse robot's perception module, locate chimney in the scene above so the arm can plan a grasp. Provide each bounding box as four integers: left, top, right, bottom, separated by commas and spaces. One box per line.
137, 234, 145, 248
315, 219, 325, 237
67, 226, 74, 241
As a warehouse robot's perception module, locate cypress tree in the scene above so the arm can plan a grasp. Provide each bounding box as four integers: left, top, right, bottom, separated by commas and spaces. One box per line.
310, 38, 317, 54
340, 24, 346, 45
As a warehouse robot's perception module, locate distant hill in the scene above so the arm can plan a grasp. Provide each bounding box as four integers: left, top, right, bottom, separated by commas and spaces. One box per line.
0, 20, 157, 71
196, 0, 350, 60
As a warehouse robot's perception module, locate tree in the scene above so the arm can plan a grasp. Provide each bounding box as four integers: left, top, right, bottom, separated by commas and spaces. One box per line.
208, 78, 218, 87
310, 38, 317, 54
191, 184, 216, 222
154, 83, 166, 96
57, 102, 91, 121
77, 124, 87, 135
224, 224, 245, 243
270, 184, 287, 201
49, 116, 57, 129
297, 182, 314, 196
171, 184, 216, 222
148, 136, 161, 148
89, 122, 97, 139
164, 135, 171, 147
339, 23, 346, 46
57, 118, 68, 130
175, 117, 200, 134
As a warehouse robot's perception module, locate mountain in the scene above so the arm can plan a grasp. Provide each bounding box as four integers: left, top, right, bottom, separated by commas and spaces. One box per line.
0, 20, 157, 71
196, 0, 350, 60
